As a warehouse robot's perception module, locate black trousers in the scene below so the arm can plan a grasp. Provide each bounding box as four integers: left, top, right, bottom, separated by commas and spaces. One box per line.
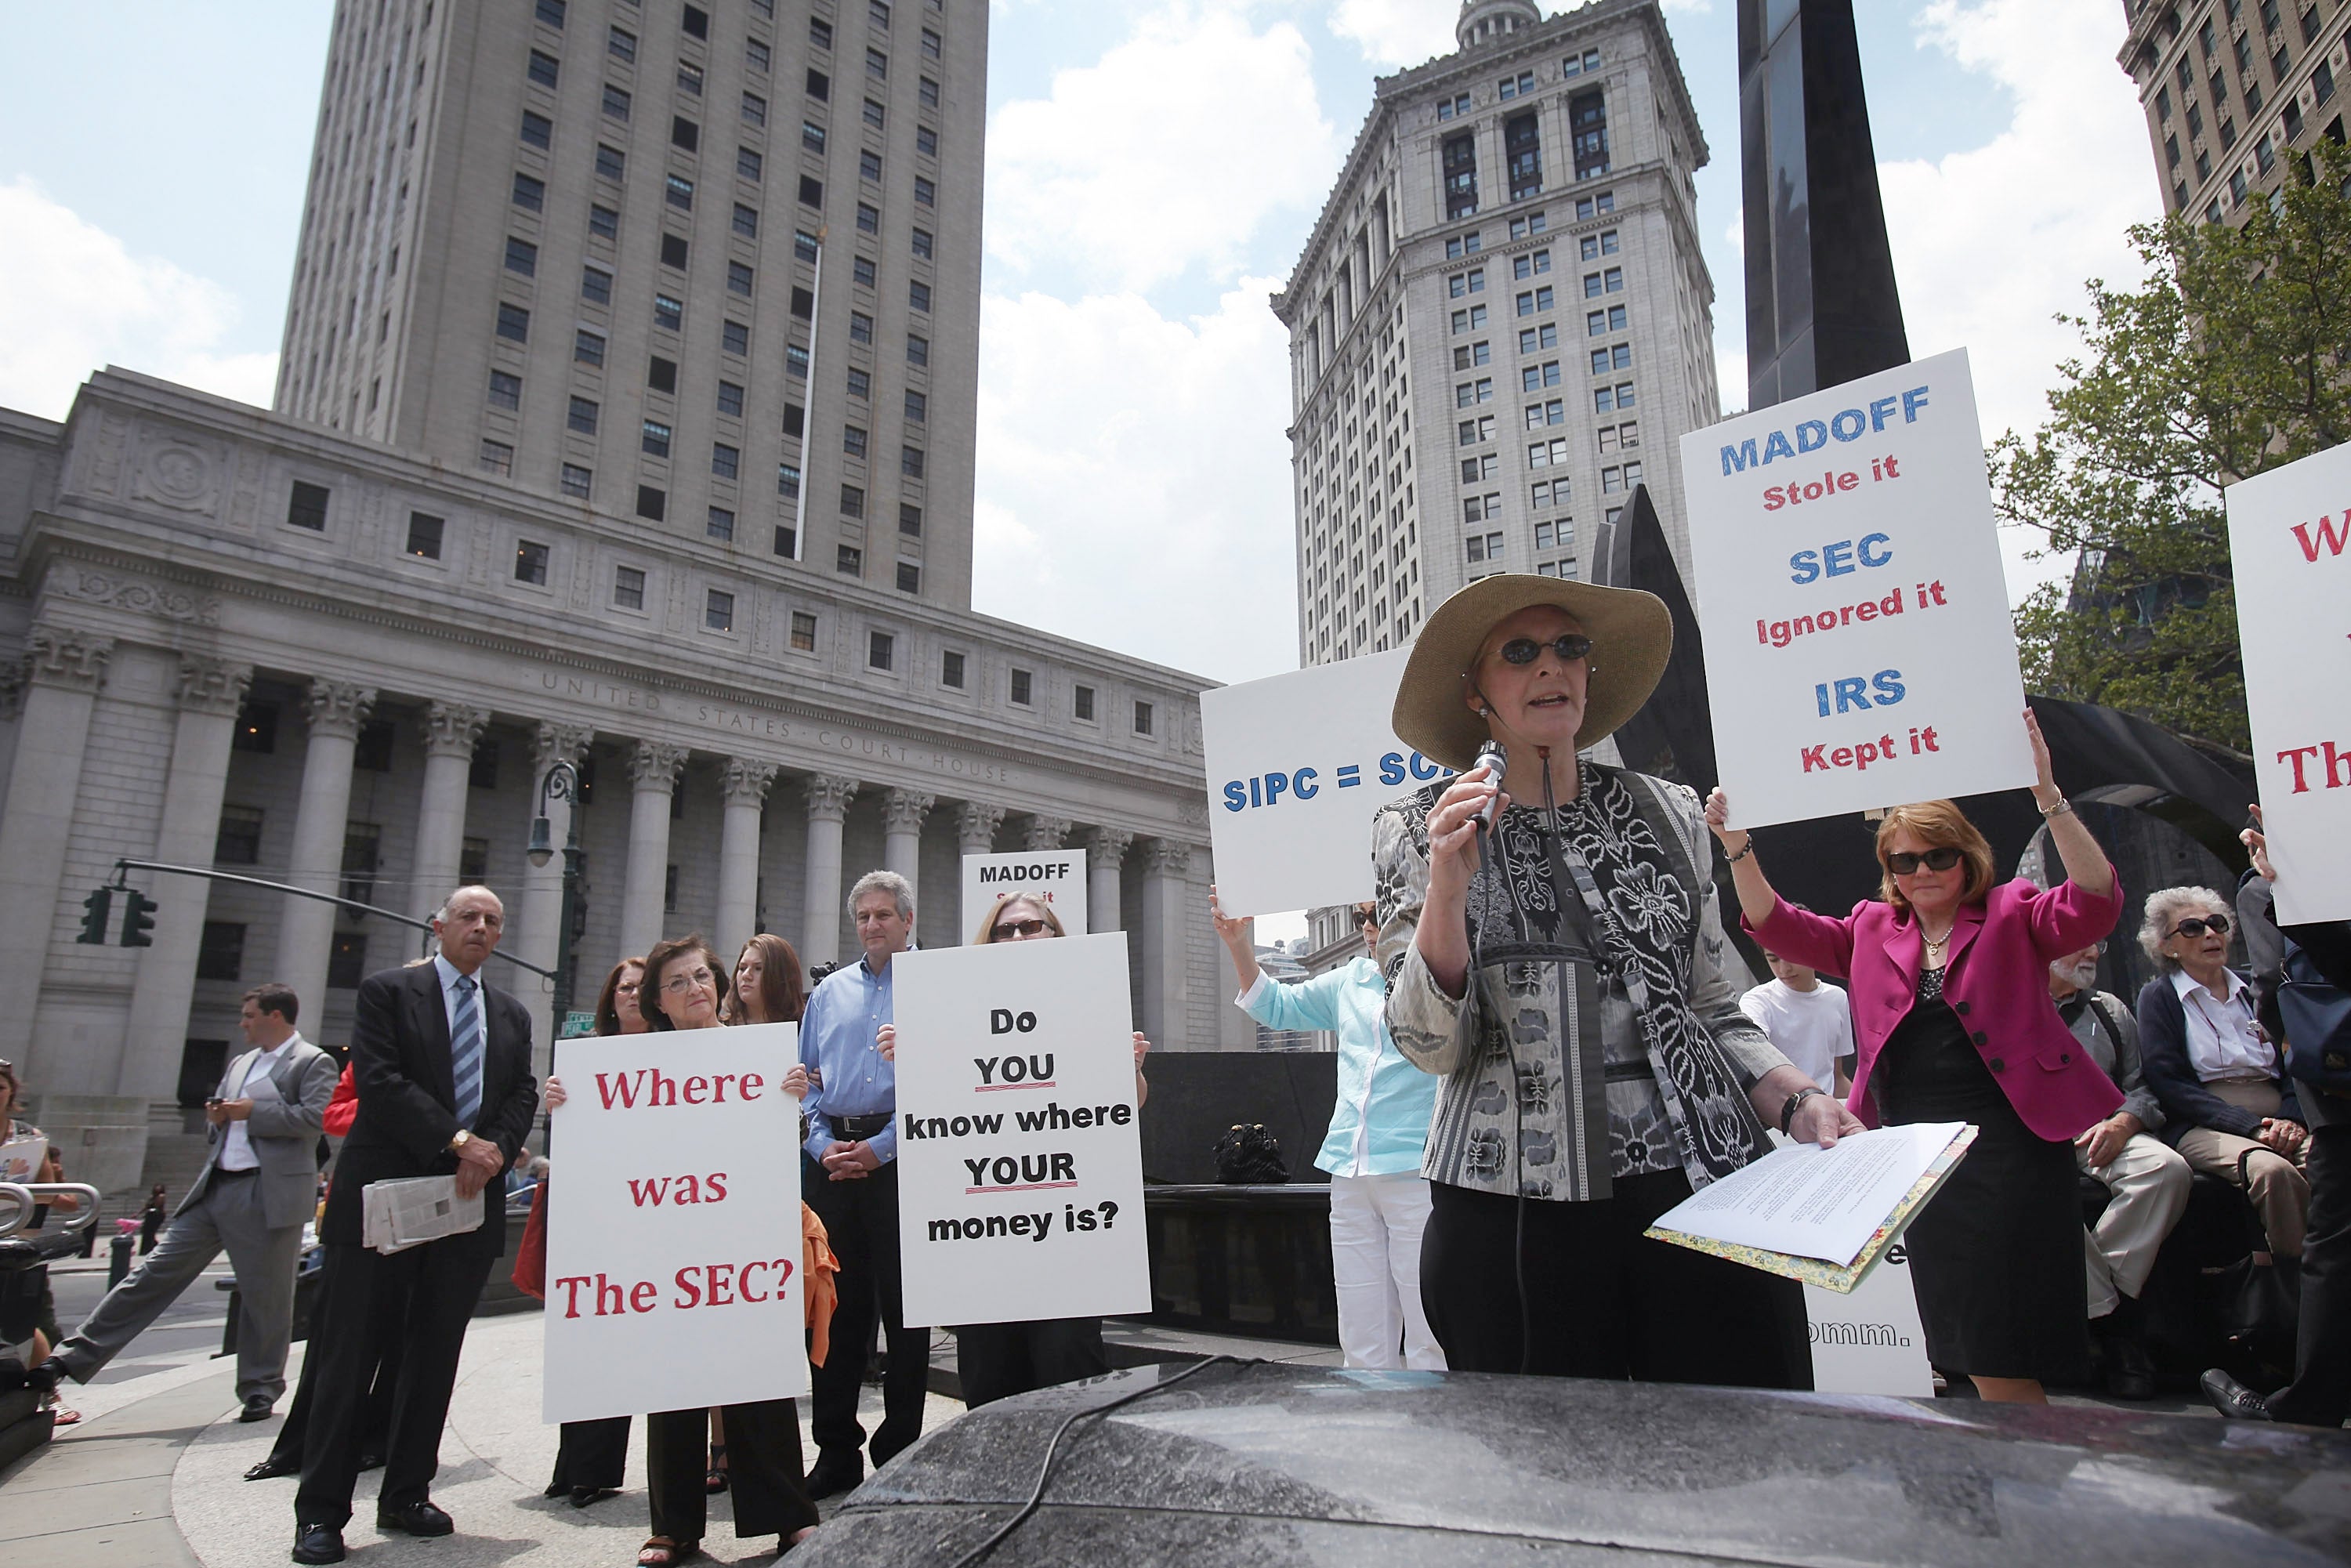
294, 1237, 498, 1527
1420, 1172, 1809, 1388
549, 1417, 631, 1493
954, 1318, 1109, 1409
646, 1400, 816, 1542
2272, 1118, 2351, 1425
801, 1155, 927, 1465
264, 1259, 404, 1470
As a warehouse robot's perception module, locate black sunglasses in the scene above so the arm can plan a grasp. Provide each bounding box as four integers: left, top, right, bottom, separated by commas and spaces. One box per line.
1496, 633, 1593, 665
1886, 846, 1964, 876
992, 918, 1052, 940
2171, 914, 2230, 939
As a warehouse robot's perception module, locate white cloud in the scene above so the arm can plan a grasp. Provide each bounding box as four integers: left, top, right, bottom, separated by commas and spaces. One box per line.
986, 5, 1344, 292
0, 178, 276, 421
1324, 0, 1458, 67
971, 280, 1301, 684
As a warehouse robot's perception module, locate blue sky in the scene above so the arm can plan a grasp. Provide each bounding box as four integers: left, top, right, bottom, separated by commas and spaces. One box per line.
0, 1, 2160, 686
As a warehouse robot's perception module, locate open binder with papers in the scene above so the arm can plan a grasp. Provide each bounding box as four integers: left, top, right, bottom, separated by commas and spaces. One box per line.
361, 1176, 484, 1255
1643, 1121, 1976, 1293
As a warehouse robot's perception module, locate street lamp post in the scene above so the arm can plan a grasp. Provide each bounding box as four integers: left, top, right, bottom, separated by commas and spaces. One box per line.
527, 758, 585, 1033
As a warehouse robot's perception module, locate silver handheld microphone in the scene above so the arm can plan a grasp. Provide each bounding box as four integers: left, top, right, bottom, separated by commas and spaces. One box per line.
1473, 738, 1508, 830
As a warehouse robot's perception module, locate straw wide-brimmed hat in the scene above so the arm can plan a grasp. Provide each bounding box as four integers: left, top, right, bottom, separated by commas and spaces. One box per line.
1392, 574, 1673, 771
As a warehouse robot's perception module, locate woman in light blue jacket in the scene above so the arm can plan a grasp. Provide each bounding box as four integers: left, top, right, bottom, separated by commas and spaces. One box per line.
1211, 890, 1444, 1370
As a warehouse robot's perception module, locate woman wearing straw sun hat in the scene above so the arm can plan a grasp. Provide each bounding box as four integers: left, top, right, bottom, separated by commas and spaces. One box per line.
1378, 574, 1860, 1385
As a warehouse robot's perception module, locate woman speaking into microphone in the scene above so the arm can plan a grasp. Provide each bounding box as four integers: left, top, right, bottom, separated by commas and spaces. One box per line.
1379, 575, 1857, 1385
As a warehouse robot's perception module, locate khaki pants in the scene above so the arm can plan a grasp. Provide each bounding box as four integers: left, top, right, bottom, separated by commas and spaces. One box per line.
2079, 1131, 2193, 1315
2173, 1079, 2311, 1257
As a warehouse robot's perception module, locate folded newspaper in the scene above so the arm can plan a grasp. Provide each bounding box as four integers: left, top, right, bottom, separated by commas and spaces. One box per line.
1643, 1121, 1976, 1293
361, 1176, 484, 1255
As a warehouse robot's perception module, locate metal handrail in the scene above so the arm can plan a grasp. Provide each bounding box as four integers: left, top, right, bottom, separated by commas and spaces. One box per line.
0, 1182, 101, 1240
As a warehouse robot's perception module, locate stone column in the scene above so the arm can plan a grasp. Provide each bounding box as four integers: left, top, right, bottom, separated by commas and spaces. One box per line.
1138, 838, 1193, 1051
118, 657, 253, 1099
882, 789, 935, 902
1023, 814, 1073, 852
411, 702, 490, 925
517, 721, 592, 1066
0, 664, 24, 824
619, 741, 689, 958
799, 775, 859, 969
716, 757, 778, 964
955, 801, 1005, 854
1086, 827, 1133, 934
275, 679, 377, 1018
0, 628, 114, 1068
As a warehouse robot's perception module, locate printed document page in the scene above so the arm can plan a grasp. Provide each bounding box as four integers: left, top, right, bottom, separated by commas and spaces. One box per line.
1650, 1123, 1966, 1266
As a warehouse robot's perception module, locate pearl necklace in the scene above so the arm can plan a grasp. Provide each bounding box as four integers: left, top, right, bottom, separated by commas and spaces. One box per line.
1919, 918, 1957, 969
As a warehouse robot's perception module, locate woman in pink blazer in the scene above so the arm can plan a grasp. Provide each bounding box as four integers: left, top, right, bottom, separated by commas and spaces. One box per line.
1704, 712, 2124, 1403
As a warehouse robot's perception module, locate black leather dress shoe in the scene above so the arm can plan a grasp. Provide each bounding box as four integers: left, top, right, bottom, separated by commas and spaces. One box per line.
2201, 1367, 2273, 1421
804, 1456, 863, 1500
357, 1450, 386, 1472
569, 1485, 619, 1508
245, 1453, 302, 1481
24, 1358, 65, 1396
239, 1396, 277, 1422
291, 1522, 346, 1564
376, 1499, 455, 1537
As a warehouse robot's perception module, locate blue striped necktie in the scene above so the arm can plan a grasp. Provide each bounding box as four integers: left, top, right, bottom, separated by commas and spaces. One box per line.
451, 975, 484, 1129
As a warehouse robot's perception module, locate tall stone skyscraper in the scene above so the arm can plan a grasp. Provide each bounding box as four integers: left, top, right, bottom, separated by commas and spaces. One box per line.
275, 0, 983, 606
1273, 0, 1722, 668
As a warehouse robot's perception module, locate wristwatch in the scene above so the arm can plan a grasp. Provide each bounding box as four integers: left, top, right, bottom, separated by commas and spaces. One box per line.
448, 1129, 473, 1153
1780, 1086, 1828, 1135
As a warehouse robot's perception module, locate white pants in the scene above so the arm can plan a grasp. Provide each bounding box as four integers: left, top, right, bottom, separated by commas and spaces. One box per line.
1328, 1171, 1445, 1371
2079, 1130, 2193, 1316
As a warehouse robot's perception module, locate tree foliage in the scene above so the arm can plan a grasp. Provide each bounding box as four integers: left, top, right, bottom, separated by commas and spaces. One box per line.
1997, 140, 2351, 758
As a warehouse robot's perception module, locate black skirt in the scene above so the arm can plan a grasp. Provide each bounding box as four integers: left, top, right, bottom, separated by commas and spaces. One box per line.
1875, 975, 2090, 1384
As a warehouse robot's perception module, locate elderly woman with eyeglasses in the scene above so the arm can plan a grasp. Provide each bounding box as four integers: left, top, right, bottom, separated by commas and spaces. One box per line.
2135, 885, 2311, 1268
1710, 709, 2125, 1404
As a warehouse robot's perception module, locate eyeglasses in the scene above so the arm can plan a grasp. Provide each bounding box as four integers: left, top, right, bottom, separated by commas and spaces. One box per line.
992, 918, 1052, 940
614, 981, 641, 994
2171, 914, 2230, 939
1496, 632, 1593, 666
661, 967, 717, 995
1886, 846, 1964, 876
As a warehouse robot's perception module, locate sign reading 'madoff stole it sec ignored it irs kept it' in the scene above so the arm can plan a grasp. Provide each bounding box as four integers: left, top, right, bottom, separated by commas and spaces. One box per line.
1680, 348, 2034, 828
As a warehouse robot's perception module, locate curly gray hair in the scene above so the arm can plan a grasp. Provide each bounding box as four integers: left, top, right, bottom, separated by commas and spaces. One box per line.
2136, 885, 2232, 972
846, 869, 915, 921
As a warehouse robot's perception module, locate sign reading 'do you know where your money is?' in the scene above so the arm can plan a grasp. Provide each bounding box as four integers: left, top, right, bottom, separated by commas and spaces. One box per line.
542, 1023, 807, 1424
962, 849, 1086, 943
2226, 440, 2351, 925
892, 932, 1149, 1327
1201, 646, 1452, 917
1680, 348, 2034, 829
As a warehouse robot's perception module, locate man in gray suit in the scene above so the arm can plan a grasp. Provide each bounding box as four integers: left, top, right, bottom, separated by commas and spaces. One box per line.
32, 983, 337, 1421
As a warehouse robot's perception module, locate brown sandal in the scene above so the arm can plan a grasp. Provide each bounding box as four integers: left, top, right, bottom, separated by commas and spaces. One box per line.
637, 1537, 701, 1566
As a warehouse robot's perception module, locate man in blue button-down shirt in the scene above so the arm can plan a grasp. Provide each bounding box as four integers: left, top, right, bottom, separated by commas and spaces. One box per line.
800, 870, 925, 1497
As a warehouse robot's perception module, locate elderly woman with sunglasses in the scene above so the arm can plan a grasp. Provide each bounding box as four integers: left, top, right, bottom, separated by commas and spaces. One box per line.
1709, 709, 2125, 1404
2135, 885, 2311, 1267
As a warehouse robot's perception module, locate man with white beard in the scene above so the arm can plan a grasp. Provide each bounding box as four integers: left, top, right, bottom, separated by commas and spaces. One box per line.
2050, 942, 2192, 1400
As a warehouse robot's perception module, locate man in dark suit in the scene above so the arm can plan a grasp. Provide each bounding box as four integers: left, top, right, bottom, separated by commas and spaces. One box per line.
292, 886, 538, 1565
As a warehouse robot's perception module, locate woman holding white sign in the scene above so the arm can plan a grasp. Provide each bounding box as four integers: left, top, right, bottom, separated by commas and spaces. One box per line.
1707, 711, 2125, 1403
1382, 576, 1855, 1387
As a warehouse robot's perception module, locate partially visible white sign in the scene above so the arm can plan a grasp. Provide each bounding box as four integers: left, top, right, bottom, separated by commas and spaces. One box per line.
1680, 349, 2034, 828
1201, 648, 1449, 918
543, 1023, 807, 1423
962, 849, 1087, 943
1804, 1238, 1933, 1397
2226, 441, 2351, 925
893, 934, 1149, 1328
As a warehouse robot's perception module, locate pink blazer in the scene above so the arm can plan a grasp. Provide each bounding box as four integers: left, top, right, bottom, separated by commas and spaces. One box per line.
1746, 875, 2126, 1143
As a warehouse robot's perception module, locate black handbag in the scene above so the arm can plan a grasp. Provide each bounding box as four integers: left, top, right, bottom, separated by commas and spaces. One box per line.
1212, 1124, 1288, 1185
2280, 940, 2351, 1093
2215, 1150, 2302, 1374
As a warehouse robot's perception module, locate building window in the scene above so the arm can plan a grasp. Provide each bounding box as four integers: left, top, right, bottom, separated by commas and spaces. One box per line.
1465, 531, 1504, 564
581, 265, 614, 305
614, 565, 647, 609
849, 310, 874, 343
661, 232, 691, 268
747, 36, 770, 72
707, 505, 735, 541
911, 227, 933, 259
1134, 701, 1154, 736
288, 480, 331, 531
1570, 89, 1610, 179
722, 320, 750, 355
900, 502, 923, 535
915, 125, 938, 158
778, 462, 802, 498
787, 344, 810, 378
1444, 130, 1478, 219
907, 333, 929, 367
1436, 92, 1470, 121
739, 145, 764, 180
792, 611, 819, 650
514, 538, 550, 583
460, 835, 490, 881
480, 439, 515, 475
603, 82, 632, 121
841, 484, 866, 517
847, 367, 871, 400
328, 933, 370, 990
856, 201, 882, 236
914, 176, 936, 208
513, 172, 546, 211
1448, 269, 1483, 297
196, 922, 246, 983
589, 203, 619, 239
706, 589, 735, 632
900, 446, 925, 477
665, 173, 695, 210
654, 294, 683, 331
520, 109, 552, 148
528, 49, 560, 88
799, 174, 824, 208
868, 46, 889, 78
909, 281, 932, 312
1074, 684, 1096, 722
574, 328, 607, 366
596, 142, 626, 179
406, 512, 444, 559
672, 114, 701, 152
942, 649, 965, 687
216, 805, 264, 864
487, 369, 522, 409
853, 255, 877, 287
904, 389, 927, 424
745, 89, 770, 125
864, 96, 887, 130
641, 419, 672, 458
536, 0, 566, 28
712, 442, 740, 480
896, 559, 920, 593
636, 484, 666, 520
682, 2, 708, 38
495, 302, 531, 342
717, 379, 745, 417
1010, 669, 1033, 706
1505, 110, 1543, 201
843, 425, 868, 458
920, 75, 939, 107
869, 629, 894, 669
561, 463, 592, 498
732, 201, 759, 238
568, 396, 600, 434
609, 24, 636, 60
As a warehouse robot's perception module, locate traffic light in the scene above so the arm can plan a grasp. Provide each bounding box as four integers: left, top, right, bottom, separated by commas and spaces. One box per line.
120, 889, 158, 948
77, 887, 113, 944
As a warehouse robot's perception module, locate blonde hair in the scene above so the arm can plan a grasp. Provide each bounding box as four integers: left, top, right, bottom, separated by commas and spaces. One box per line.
2138, 885, 2231, 972
1874, 800, 1997, 914
974, 893, 1066, 945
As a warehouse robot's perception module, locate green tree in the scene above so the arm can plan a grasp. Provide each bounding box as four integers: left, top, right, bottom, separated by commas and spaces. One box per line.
1998, 140, 2351, 759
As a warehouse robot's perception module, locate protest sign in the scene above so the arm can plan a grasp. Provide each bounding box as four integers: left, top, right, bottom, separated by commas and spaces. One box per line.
1679, 349, 2034, 828
962, 849, 1086, 943
542, 1023, 806, 1423
1804, 1238, 1933, 1396
891, 932, 1149, 1327
1201, 647, 1452, 917
2226, 442, 2351, 924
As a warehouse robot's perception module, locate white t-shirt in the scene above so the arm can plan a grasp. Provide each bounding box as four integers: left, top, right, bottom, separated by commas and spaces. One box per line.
1739, 978, 1856, 1089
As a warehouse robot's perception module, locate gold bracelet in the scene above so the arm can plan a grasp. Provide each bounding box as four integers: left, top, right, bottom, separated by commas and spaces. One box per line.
2039, 795, 2073, 817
